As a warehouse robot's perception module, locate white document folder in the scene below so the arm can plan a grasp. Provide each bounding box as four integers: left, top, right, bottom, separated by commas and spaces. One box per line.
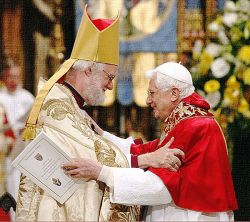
12, 132, 82, 204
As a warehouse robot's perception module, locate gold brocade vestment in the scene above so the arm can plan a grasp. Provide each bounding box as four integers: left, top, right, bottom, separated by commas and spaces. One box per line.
16, 83, 139, 221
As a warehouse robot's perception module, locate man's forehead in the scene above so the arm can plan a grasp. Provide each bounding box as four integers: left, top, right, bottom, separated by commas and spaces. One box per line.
103, 63, 118, 70
148, 78, 157, 91
148, 78, 157, 89
103, 64, 118, 75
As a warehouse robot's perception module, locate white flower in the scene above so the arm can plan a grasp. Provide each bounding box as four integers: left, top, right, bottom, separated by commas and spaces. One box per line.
238, 13, 249, 22
223, 98, 231, 107
208, 22, 220, 32
197, 90, 221, 109
222, 53, 235, 63
218, 29, 229, 44
225, 1, 237, 11
237, 0, 250, 13
205, 43, 222, 57
206, 91, 221, 108
222, 13, 238, 27
197, 89, 206, 99
190, 66, 198, 74
232, 90, 240, 97
193, 40, 203, 55
211, 57, 230, 78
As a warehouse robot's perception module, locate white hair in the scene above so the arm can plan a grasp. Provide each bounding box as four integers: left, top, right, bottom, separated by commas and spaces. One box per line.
72, 60, 105, 72
154, 72, 195, 99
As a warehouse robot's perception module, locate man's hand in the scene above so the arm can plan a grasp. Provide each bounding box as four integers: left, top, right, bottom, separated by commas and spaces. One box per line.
61, 158, 102, 180
138, 137, 185, 172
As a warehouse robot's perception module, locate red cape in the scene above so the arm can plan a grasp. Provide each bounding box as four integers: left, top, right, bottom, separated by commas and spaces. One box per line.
131, 93, 238, 212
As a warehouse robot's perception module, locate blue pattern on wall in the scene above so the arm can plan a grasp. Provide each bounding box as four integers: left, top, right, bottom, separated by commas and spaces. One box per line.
75, 0, 177, 54
120, 1, 177, 53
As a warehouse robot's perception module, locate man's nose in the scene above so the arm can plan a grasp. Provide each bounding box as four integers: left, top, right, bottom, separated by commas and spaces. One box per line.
146, 95, 152, 106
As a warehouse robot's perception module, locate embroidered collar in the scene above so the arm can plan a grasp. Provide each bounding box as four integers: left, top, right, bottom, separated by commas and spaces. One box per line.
63, 81, 86, 110
163, 101, 213, 134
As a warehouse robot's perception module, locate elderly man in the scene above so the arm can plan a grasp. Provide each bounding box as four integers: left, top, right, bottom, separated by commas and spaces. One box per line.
16, 6, 136, 221
15, 6, 180, 221
0, 58, 34, 220
63, 62, 238, 221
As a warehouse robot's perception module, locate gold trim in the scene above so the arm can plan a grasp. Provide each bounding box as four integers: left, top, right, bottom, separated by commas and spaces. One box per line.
23, 59, 76, 140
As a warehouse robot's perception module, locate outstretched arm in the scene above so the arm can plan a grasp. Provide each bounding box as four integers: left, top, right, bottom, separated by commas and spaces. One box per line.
82, 111, 184, 171
62, 159, 172, 205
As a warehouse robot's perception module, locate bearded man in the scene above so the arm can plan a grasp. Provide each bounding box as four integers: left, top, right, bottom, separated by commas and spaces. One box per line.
16, 5, 137, 221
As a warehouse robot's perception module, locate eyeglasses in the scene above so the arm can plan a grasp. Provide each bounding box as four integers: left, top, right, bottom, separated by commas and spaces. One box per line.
147, 89, 159, 98
147, 88, 172, 98
103, 69, 117, 82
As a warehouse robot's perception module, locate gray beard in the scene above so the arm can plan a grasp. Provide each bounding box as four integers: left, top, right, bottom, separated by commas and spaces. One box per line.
85, 85, 105, 105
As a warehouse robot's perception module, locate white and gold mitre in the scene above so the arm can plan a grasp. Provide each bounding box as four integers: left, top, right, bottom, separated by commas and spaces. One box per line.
71, 6, 119, 65
22, 5, 120, 140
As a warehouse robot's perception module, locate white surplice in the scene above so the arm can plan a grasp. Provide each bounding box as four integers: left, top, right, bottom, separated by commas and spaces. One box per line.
0, 87, 34, 221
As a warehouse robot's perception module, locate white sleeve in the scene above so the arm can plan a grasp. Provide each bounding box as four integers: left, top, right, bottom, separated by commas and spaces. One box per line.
98, 166, 172, 206
103, 131, 134, 166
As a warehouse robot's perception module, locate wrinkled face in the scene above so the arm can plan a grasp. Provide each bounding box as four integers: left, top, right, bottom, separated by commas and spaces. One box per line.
85, 63, 118, 105
146, 76, 174, 121
2, 67, 21, 92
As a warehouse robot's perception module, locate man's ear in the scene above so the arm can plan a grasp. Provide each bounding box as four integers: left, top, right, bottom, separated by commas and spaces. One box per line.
171, 88, 181, 102
84, 67, 92, 77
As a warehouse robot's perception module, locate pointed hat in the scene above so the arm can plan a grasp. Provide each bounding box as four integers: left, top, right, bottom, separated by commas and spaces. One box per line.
22, 5, 120, 140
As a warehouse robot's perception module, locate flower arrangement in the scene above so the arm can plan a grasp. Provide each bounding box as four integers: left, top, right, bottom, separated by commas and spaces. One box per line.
191, 0, 250, 135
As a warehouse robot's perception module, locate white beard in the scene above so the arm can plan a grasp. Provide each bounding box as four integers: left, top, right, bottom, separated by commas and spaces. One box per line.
85, 78, 106, 105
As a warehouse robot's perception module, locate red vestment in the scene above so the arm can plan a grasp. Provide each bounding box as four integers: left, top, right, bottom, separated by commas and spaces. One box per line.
131, 93, 238, 212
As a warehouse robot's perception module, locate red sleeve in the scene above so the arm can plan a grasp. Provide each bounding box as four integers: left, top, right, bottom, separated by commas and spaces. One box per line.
130, 139, 160, 155
3, 113, 15, 138
149, 117, 238, 212
3, 113, 15, 153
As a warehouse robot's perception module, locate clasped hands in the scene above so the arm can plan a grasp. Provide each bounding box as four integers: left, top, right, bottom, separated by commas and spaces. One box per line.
62, 137, 184, 180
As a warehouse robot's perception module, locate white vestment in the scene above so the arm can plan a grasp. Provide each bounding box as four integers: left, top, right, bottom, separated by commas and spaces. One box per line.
101, 131, 234, 221
15, 83, 139, 221
0, 87, 34, 137
0, 87, 34, 221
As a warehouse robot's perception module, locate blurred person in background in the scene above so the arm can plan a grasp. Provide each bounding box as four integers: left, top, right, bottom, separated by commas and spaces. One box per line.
0, 103, 15, 221
0, 57, 34, 220
0, 58, 34, 137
